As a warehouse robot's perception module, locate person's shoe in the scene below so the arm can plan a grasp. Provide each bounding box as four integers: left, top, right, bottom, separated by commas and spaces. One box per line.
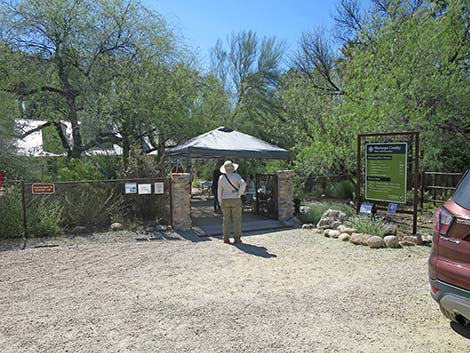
234, 239, 242, 244
223, 239, 231, 244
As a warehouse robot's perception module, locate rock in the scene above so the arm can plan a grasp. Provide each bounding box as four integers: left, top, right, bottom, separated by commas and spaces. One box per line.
399, 240, 416, 247
302, 223, 315, 229
384, 235, 400, 248
350, 233, 363, 245
329, 230, 341, 239
316, 209, 347, 229
338, 224, 357, 234
323, 229, 331, 237
339, 233, 350, 241
111, 223, 124, 231
71, 226, 87, 234
368, 236, 385, 248
360, 234, 373, 246
403, 235, 420, 245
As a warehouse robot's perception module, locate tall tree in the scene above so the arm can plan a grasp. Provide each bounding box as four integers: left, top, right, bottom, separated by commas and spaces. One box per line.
210, 31, 285, 140
0, 0, 175, 158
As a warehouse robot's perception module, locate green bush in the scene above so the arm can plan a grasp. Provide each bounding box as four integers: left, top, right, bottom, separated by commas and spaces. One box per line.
0, 187, 63, 239
59, 184, 125, 230
299, 202, 354, 225
326, 180, 355, 199
0, 188, 23, 238
350, 216, 393, 238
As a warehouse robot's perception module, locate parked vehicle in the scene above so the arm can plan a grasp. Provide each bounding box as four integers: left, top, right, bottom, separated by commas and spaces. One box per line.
429, 169, 470, 326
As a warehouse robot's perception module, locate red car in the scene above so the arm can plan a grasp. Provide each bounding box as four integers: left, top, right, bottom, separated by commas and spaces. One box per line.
429, 170, 470, 326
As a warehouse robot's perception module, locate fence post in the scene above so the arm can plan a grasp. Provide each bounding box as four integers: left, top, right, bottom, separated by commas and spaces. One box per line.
21, 180, 28, 250
420, 171, 425, 210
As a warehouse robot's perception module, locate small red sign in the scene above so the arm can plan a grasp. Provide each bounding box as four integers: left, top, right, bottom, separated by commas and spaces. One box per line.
32, 183, 55, 195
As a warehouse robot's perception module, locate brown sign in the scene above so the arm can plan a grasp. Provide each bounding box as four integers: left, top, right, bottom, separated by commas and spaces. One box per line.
32, 183, 55, 195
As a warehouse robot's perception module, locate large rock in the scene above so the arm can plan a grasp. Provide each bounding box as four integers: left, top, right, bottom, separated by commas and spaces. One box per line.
316, 209, 347, 229
384, 235, 400, 248
323, 229, 331, 237
399, 240, 416, 247
329, 230, 341, 239
403, 235, 420, 245
368, 236, 385, 249
361, 234, 373, 246
302, 223, 315, 229
337, 225, 357, 234
339, 233, 351, 241
111, 223, 124, 231
350, 233, 364, 245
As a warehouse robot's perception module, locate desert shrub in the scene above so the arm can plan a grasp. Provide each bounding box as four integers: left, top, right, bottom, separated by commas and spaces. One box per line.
299, 202, 354, 225
0, 187, 63, 239
59, 183, 125, 230
27, 198, 63, 237
0, 187, 23, 238
326, 180, 355, 199
350, 216, 393, 238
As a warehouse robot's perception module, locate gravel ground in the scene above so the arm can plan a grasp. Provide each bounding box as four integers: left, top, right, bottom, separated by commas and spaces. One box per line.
0, 229, 469, 353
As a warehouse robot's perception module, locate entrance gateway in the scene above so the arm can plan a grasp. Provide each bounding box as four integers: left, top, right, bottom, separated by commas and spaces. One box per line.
160, 127, 295, 234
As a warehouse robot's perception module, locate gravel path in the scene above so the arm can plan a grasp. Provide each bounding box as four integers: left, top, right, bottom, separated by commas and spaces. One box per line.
0, 229, 469, 352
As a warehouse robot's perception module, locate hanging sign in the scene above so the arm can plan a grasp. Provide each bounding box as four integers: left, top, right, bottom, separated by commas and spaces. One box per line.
138, 184, 152, 195
365, 142, 408, 204
32, 183, 55, 195
125, 183, 137, 194
154, 182, 164, 194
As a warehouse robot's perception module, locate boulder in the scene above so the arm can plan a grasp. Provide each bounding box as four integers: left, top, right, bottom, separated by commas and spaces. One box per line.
111, 223, 124, 231
302, 223, 315, 229
403, 235, 420, 245
323, 229, 331, 237
361, 234, 373, 246
339, 233, 350, 242
338, 224, 357, 234
283, 217, 302, 228
384, 235, 400, 248
329, 230, 341, 239
350, 233, 363, 245
399, 240, 416, 247
368, 236, 385, 249
316, 209, 347, 229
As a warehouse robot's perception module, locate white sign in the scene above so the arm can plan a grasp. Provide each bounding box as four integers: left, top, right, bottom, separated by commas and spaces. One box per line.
154, 182, 164, 194
138, 184, 152, 195
125, 183, 137, 194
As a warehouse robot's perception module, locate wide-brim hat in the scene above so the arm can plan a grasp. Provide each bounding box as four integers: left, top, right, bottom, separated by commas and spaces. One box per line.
220, 160, 239, 174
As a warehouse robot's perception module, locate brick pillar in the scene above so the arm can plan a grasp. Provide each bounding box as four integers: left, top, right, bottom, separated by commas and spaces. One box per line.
277, 170, 295, 221
171, 173, 192, 230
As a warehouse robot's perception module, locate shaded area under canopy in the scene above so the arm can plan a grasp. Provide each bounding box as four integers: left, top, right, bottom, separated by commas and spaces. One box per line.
163, 127, 289, 160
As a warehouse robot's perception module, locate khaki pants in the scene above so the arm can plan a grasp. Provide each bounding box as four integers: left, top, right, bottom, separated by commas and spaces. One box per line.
221, 198, 242, 241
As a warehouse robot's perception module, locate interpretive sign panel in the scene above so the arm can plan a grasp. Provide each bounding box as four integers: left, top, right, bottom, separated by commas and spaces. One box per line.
365, 142, 407, 204
138, 184, 152, 195
125, 183, 137, 194
154, 182, 164, 194
32, 183, 55, 195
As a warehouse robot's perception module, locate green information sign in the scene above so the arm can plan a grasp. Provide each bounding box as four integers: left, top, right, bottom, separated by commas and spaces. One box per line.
365, 142, 407, 204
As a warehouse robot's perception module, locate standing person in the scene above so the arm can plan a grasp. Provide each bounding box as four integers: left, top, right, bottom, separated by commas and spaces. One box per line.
212, 161, 222, 213
218, 161, 246, 244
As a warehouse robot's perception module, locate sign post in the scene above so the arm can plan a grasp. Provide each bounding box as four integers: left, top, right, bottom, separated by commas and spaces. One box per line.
356, 132, 420, 235
365, 142, 407, 203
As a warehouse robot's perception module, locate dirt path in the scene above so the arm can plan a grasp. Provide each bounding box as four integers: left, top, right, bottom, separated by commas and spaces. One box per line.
0, 230, 468, 352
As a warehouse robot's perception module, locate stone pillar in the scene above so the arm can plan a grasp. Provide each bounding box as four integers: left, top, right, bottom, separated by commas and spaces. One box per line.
276, 170, 295, 221
171, 173, 192, 230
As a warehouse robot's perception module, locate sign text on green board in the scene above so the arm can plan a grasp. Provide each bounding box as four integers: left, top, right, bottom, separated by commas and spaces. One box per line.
365, 142, 408, 204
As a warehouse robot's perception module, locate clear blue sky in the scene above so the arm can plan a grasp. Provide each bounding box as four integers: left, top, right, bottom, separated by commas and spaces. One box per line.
144, 0, 370, 68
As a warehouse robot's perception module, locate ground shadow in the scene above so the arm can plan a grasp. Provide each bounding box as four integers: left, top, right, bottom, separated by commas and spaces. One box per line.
450, 321, 470, 339
233, 242, 277, 258
173, 230, 211, 243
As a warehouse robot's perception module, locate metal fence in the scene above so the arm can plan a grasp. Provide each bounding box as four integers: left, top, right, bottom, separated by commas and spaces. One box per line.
0, 178, 171, 244
420, 171, 463, 207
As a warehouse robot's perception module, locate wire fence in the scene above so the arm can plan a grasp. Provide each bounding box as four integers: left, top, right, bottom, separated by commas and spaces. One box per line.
0, 178, 171, 244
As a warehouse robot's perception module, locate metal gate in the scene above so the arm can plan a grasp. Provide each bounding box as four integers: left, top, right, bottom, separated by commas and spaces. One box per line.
255, 174, 278, 219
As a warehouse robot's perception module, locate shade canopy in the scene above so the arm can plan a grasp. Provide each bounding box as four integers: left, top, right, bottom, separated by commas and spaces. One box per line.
164, 127, 289, 160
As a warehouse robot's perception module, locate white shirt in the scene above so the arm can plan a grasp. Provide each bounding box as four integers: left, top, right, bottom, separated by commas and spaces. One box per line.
217, 172, 246, 201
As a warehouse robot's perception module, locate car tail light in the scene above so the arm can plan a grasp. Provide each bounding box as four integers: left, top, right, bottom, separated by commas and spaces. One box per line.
434, 207, 454, 235
431, 285, 439, 294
